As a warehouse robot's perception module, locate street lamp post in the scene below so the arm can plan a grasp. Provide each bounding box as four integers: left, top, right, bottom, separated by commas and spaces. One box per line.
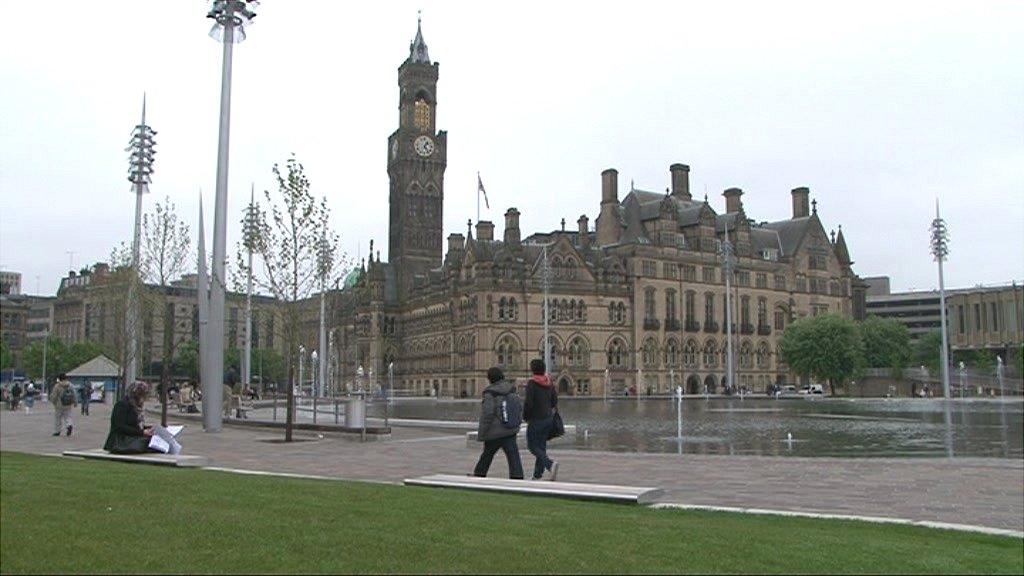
125, 96, 156, 396
541, 244, 552, 374
720, 223, 737, 396
242, 188, 257, 396
930, 200, 952, 399
203, 0, 258, 432
317, 232, 332, 402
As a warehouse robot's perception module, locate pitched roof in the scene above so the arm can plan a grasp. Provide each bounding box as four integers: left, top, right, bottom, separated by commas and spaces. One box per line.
67, 355, 120, 378
760, 216, 813, 256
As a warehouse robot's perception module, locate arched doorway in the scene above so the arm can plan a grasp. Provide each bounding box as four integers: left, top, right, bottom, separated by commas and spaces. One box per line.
686, 375, 700, 395
704, 375, 716, 394
558, 377, 571, 395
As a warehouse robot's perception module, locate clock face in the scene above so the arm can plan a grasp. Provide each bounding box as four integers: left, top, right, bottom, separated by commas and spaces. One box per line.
391, 139, 398, 159
414, 135, 434, 157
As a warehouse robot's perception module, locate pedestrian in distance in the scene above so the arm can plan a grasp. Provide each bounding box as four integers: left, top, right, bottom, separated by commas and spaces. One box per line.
24, 382, 37, 413
472, 367, 525, 480
79, 380, 91, 415
523, 358, 559, 481
10, 381, 22, 412
50, 374, 77, 437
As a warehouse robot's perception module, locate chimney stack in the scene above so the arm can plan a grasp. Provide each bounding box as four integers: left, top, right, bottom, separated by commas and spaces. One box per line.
723, 188, 743, 214
596, 168, 622, 247
791, 187, 810, 218
670, 163, 691, 200
447, 233, 465, 254
578, 215, 590, 250
504, 208, 521, 245
476, 220, 494, 242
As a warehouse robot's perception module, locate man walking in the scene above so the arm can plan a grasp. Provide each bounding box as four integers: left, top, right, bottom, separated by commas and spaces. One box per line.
79, 380, 91, 415
50, 374, 77, 437
472, 367, 525, 480
524, 359, 559, 481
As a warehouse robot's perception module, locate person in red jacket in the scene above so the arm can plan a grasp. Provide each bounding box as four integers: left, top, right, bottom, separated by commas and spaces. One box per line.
523, 358, 559, 481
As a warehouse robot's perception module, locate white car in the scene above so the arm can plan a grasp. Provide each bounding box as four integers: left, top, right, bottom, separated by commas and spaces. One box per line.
798, 384, 824, 395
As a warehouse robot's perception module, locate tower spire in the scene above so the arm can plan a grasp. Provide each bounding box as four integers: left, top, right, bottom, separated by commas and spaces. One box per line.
409, 12, 430, 64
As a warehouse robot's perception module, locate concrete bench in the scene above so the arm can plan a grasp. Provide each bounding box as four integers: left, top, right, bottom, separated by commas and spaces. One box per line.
63, 448, 209, 468
404, 474, 664, 505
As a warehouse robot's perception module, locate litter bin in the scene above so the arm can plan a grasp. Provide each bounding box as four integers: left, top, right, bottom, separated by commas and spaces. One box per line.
345, 396, 365, 428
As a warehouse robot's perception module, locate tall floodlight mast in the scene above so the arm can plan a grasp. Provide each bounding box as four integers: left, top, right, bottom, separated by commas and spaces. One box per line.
541, 244, 553, 374
930, 200, 952, 399
242, 188, 259, 393
317, 231, 333, 398
203, 0, 257, 431
125, 95, 156, 396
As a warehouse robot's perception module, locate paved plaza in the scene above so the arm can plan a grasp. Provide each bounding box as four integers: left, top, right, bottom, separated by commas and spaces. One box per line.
1, 400, 1021, 533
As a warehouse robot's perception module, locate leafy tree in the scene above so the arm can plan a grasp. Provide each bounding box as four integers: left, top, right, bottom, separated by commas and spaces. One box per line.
175, 340, 200, 382
780, 314, 864, 395
142, 196, 192, 286
22, 336, 68, 380
914, 331, 943, 375
0, 340, 12, 370
860, 316, 911, 379
244, 155, 340, 441
251, 347, 286, 389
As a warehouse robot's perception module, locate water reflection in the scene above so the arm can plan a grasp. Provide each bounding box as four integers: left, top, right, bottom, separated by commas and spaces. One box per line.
366, 397, 1023, 459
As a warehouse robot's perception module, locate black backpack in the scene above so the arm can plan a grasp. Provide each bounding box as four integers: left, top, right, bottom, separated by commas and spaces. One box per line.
495, 390, 523, 429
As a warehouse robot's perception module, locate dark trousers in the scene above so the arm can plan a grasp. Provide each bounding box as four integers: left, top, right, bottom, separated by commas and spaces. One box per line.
527, 416, 554, 479
80, 394, 89, 415
473, 435, 524, 479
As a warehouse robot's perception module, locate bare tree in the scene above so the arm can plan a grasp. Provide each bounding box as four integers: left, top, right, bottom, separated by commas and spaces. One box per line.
142, 196, 192, 285
244, 155, 340, 441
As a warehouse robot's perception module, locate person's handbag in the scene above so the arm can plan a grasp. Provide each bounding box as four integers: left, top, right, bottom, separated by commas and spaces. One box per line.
548, 409, 565, 440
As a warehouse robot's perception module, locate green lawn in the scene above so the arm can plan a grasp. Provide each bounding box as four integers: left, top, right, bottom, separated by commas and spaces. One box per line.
1, 451, 1020, 574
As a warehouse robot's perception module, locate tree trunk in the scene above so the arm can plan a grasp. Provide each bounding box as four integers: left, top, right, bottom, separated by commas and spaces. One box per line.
285, 341, 295, 443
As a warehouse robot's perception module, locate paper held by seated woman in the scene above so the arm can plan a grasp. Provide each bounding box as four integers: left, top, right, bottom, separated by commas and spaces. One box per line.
149, 425, 185, 455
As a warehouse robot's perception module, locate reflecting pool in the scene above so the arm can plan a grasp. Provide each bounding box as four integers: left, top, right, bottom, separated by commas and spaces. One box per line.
367, 397, 1023, 459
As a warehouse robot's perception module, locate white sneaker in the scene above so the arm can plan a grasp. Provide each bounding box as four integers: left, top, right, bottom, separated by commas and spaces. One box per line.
549, 461, 559, 482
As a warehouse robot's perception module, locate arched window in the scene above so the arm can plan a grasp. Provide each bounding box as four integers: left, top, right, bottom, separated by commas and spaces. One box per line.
685, 291, 696, 324
607, 338, 627, 368
568, 337, 590, 368
739, 341, 753, 369
498, 297, 508, 321
758, 297, 767, 328
683, 339, 697, 368
538, 335, 562, 370
642, 337, 659, 368
608, 302, 616, 323
666, 289, 677, 322
644, 287, 657, 321
704, 293, 715, 325
565, 258, 577, 280
617, 302, 626, 324
414, 98, 431, 130
703, 339, 718, 367
756, 341, 770, 369
665, 338, 680, 367
495, 335, 520, 370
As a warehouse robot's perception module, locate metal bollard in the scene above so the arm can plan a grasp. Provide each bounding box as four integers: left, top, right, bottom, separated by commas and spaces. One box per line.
313, 395, 318, 425
334, 398, 339, 424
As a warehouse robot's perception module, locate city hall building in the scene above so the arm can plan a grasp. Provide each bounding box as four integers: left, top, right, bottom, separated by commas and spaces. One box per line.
328, 22, 866, 398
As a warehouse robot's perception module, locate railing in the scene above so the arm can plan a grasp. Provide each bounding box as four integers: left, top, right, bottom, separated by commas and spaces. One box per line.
643, 318, 661, 331
740, 323, 754, 335
721, 322, 736, 335
703, 320, 719, 333
685, 320, 701, 333
664, 318, 680, 332
757, 324, 772, 336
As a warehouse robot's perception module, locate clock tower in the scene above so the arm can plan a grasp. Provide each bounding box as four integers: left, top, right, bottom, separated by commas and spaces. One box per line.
387, 17, 447, 297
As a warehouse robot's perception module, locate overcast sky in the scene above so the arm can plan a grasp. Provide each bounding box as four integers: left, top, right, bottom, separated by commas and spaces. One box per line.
1, 1, 1021, 297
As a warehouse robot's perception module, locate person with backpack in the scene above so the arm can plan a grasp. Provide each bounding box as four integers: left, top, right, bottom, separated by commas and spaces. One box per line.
50, 374, 77, 437
524, 358, 559, 481
10, 382, 22, 411
472, 367, 525, 480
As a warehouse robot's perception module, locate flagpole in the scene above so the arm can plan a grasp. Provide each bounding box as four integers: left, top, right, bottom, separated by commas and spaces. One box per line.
476, 171, 480, 224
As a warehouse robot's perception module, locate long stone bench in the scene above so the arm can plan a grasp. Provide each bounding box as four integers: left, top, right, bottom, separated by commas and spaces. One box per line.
404, 474, 664, 505
63, 449, 209, 468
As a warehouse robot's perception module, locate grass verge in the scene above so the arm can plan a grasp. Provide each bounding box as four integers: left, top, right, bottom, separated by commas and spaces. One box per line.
1, 451, 1021, 574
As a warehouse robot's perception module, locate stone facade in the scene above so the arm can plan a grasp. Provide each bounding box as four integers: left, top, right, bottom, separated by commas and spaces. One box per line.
328, 23, 866, 398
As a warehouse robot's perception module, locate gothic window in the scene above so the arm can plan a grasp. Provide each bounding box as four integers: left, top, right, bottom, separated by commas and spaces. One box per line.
665, 289, 677, 321
774, 305, 787, 330
608, 302, 615, 324
414, 98, 430, 131
568, 337, 590, 368
682, 339, 697, 368
607, 338, 627, 368
576, 300, 586, 323
498, 297, 507, 321
664, 338, 679, 367
538, 335, 561, 370
644, 287, 656, 321
685, 291, 695, 324
703, 339, 718, 367
739, 341, 753, 369
565, 258, 577, 280
642, 337, 659, 368
774, 274, 787, 291
704, 293, 715, 325
495, 334, 520, 370
740, 296, 751, 327
758, 297, 768, 328
756, 341, 770, 369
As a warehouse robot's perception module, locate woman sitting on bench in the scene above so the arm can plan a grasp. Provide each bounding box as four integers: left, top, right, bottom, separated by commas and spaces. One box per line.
104, 381, 181, 454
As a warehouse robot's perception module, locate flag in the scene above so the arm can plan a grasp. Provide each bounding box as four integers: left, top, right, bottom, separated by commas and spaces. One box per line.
477, 172, 490, 209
